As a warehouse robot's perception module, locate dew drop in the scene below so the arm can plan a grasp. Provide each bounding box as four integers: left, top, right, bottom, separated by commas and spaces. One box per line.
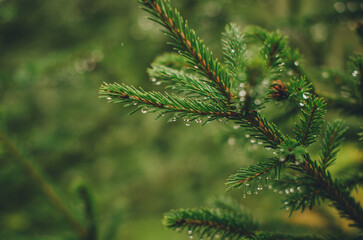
279, 62, 285, 66
133, 102, 138, 106
254, 99, 261, 105
322, 72, 329, 78
254, 191, 258, 195
287, 70, 293, 76
247, 191, 251, 195
231, 49, 235, 53
239, 97, 245, 102
258, 141, 263, 145
352, 70, 359, 77
273, 151, 277, 155
194, 66, 199, 69
285, 189, 290, 195
185, 123, 190, 127
299, 102, 305, 107
239, 90, 247, 97
265, 147, 271, 150
279, 157, 284, 162
156, 81, 161, 85
303, 93, 309, 99
239, 83, 245, 88
189, 235, 193, 239
297, 186, 301, 192
290, 188, 294, 193
284, 201, 289, 205
294, 61, 299, 66
257, 187, 263, 191
245, 183, 250, 186
233, 125, 240, 129
245, 134, 250, 138
141, 107, 148, 114
151, 78, 157, 82
268, 185, 273, 189
228, 137, 236, 146
274, 189, 278, 192
279, 191, 283, 194
188, 230, 193, 235
107, 97, 112, 100
242, 194, 246, 199
250, 139, 256, 144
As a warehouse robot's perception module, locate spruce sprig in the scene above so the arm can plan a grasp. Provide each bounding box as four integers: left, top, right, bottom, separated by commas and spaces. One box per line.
295, 96, 326, 146
100, 0, 363, 234
139, 0, 233, 101
319, 120, 347, 170
163, 208, 257, 240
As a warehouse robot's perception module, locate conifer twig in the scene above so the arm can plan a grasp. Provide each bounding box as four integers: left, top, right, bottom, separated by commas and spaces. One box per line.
0, 131, 88, 239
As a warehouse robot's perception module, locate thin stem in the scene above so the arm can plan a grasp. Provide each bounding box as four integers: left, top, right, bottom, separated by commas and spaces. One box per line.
0, 131, 88, 239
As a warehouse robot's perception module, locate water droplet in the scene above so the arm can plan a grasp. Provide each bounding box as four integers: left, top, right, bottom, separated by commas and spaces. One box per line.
231, 49, 235, 53
265, 147, 271, 150
141, 107, 148, 113
156, 81, 161, 85
176, 228, 181, 232
279, 157, 284, 162
189, 235, 193, 239
279, 191, 283, 194
290, 188, 294, 193
133, 102, 138, 105
245, 134, 250, 138
250, 139, 256, 144
303, 93, 309, 99
254, 191, 258, 195
188, 230, 193, 235
239, 97, 245, 102
185, 123, 190, 126
279, 62, 285, 66
295, 161, 300, 165
257, 187, 263, 191
242, 194, 246, 199
284, 201, 289, 205
239, 83, 245, 88
239, 90, 247, 97
322, 72, 329, 78
195, 119, 202, 124
352, 70, 359, 77
228, 137, 236, 146
297, 186, 301, 192
285, 189, 290, 195
254, 99, 261, 105
107, 97, 112, 100
299, 102, 304, 107
233, 125, 240, 129
194, 66, 199, 69
274, 189, 278, 192
294, 61, 299, 66
258, 141, 263, 145
151, 78, 157, 82
268, 185, 273, 189
247, 191, 251, 195
287, 70, 293, 76
273, 151, 277, 155
171, 117, 177, 122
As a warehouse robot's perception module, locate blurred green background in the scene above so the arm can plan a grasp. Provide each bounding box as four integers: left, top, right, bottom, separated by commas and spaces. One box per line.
0, 0, 362, 239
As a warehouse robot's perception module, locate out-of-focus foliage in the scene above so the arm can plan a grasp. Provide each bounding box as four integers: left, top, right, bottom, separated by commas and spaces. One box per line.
0, 0, 362, 239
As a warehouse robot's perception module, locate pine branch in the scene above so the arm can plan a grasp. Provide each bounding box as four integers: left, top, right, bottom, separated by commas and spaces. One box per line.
139, 0, 233, 101
0, 131, 88, 239
163, 208, 257, 240
295, 96, 326, 146
226, 158, 283, 192
222, 23, 247, 85
319, 120, 347, 170
78, 185, 97, 240
100, 82, 237, 120
147, 64, 225, 101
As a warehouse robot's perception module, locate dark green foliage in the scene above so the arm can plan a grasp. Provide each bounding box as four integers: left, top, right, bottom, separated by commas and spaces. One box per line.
319, 120, 347, 170
100, 1, 363, 238
163, 208, 257, 240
